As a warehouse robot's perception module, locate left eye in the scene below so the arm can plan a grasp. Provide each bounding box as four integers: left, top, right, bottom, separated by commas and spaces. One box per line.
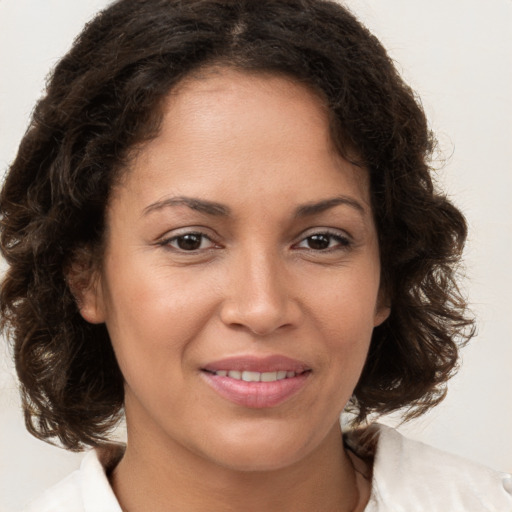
296, 233, 350, 251
166, 233, 215, 251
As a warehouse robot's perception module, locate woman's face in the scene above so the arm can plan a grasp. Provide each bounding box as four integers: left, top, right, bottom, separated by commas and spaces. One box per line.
82, 68, 389, 471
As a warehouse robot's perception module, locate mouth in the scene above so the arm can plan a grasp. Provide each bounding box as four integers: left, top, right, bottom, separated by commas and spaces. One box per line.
200, 355, 312, 408
203, 369, 303, 382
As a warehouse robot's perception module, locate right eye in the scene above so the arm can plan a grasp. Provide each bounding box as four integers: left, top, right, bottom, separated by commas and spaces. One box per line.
163, 232, 216, 252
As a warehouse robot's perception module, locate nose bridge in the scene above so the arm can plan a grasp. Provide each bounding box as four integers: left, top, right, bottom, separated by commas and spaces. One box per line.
220, 242, 296, 335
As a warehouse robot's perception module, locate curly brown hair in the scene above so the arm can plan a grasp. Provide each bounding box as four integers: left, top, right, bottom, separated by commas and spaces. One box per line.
0, 0, 474, 451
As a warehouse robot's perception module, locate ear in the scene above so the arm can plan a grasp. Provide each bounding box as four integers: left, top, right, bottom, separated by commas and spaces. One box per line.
66, 253, 106, 325
373, 304, 390, 327
76, 272, 106, 324
373, 288, 390, 327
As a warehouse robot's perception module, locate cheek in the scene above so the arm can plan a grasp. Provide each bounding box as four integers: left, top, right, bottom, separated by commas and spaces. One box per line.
100, 259, 218, 378
303, 265, 380, 372
305, 263, 381, 329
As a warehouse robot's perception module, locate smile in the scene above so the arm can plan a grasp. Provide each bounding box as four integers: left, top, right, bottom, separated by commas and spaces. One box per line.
207, 370, 298, 381
200, 355, 312, 408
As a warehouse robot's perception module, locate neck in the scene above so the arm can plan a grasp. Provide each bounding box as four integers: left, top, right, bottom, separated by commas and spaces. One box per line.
110, 422, 363, 512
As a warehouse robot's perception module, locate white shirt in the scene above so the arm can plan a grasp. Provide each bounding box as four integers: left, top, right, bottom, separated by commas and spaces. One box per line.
23, 424, 512, 512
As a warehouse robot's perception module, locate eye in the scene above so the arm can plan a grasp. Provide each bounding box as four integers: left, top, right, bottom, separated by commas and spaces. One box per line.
164, 232, 216, 251
296, 232, 351, 251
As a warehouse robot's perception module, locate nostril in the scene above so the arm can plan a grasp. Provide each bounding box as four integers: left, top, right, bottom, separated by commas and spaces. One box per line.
219, 299, 294, 336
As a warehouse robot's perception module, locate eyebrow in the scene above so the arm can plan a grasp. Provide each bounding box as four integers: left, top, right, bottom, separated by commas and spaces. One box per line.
142, 194, 366, 218
294, 196, 366, 218
143, 196, 231, 217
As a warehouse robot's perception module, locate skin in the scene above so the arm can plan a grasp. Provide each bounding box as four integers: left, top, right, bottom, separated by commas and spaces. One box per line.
80, 67, 389, 512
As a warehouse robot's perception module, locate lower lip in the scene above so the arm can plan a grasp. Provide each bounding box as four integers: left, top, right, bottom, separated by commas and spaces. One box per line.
201, 371, 310, 408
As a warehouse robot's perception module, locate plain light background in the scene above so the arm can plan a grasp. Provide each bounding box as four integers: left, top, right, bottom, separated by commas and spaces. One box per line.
1, 1, 511, 510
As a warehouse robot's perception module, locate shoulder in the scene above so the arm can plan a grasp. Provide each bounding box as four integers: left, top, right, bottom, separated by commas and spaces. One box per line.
22, 444, 124, 512
365, 424, 512, 512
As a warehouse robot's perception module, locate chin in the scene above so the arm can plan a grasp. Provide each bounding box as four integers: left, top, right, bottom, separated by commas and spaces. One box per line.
198, 422, 321, 472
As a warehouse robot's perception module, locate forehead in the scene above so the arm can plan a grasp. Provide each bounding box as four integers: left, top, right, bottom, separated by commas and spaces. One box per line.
173, 66, 328, 111
117, 66, 370, 211
164, 66, 332, 148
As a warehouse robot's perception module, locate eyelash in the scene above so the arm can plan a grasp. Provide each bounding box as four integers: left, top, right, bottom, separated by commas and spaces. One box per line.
294, 230, 352, 252
160, 231, 218, 252
159, 229, 352, 253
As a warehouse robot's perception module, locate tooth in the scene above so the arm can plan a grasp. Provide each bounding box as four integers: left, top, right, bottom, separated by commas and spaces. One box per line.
221, 370, 297, 381
242, 371, 261, 382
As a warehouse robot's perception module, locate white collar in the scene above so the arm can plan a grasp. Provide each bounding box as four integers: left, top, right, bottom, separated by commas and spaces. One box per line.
24, 424, 512, 512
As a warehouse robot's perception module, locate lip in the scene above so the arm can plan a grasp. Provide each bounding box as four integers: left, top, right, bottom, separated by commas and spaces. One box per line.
201, 355, 312, 408
202, 355, 310, 373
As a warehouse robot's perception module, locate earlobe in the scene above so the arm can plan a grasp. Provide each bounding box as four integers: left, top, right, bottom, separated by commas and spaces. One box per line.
66, 265, 106, 325
374, 287, 391, 327
373, 304, 390, 327
78, 274, 106, 324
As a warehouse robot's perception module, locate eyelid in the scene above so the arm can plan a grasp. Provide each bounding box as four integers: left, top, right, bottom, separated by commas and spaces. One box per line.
292, 227, 353, 250
156, 227, 221, 251
173, 233, 214, 250
296, 227, 352, 241
155, 226, 354, 253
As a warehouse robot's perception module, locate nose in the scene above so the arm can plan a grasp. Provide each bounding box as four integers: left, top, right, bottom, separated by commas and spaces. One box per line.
219, 249, 301, 336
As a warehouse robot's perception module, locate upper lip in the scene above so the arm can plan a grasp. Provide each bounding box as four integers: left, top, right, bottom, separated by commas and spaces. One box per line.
202, 355, 311, 374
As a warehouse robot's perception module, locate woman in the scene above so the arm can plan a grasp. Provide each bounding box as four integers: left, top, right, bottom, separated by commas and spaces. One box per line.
1, 0, 510, 510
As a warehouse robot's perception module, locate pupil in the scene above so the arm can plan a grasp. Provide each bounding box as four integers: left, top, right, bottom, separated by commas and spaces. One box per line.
177, 234, 201, 250
308, 234, 330, 250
